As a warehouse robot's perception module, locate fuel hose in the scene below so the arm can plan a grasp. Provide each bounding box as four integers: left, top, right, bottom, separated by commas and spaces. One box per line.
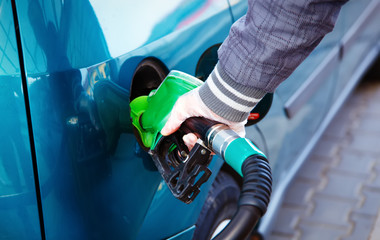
182, 118, 272, 239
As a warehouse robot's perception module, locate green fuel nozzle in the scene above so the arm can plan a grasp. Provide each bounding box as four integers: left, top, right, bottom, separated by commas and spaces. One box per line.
130, 70, 272, 238
130, 71, 203, 151
130, 71, 212, 203
130, 71, 272, 235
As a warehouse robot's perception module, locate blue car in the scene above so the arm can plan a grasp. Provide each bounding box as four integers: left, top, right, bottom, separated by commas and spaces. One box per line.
1, 0, 379, 239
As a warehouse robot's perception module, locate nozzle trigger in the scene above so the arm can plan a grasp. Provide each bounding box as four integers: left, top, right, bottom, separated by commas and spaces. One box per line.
149, 132, 212, 204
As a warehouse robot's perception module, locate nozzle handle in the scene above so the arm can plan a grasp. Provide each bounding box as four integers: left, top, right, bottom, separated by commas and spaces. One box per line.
180, 117, 218, 139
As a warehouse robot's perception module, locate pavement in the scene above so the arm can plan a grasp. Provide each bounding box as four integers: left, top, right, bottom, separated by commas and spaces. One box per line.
269, 69, 380, 240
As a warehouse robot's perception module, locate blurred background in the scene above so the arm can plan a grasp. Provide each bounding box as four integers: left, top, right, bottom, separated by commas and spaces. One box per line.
270, 60, 380, 240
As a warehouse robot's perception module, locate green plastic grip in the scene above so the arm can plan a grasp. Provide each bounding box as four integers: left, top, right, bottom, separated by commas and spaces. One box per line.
130, 71, 203, 149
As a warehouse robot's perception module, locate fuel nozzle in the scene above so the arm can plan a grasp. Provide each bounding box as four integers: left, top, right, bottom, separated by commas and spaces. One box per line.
130, 71, 211, 203
130, 71, 272, 238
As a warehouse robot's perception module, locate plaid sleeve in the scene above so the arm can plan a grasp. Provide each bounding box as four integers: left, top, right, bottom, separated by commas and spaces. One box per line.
199, 0, 347, 122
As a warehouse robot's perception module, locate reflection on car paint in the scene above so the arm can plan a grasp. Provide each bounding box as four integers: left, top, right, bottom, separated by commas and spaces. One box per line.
3, 0, 379, 239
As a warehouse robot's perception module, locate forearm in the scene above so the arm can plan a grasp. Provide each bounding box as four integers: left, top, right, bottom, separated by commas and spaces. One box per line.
200, 0, 347, 122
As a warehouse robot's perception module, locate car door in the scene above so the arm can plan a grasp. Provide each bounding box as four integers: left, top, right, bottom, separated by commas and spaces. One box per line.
266, 28, 343, 182
250, 0, 379, 236
0, 0, 41, 239
13, 0, 234, 239
333, 0, 380, 100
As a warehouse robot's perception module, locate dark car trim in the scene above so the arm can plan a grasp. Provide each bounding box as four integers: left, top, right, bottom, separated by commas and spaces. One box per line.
284, 0, 380, 119
10, 0, 46, 239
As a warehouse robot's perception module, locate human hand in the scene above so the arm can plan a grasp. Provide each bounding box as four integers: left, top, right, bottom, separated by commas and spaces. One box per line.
161, 87, 247, 150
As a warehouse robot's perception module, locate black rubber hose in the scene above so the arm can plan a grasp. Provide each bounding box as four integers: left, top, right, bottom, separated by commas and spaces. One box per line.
213, 205, 261, 240
239, 155, 272, 214
214, 155, 272, 240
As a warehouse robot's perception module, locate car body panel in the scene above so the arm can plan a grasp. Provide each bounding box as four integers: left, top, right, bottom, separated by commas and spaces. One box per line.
2, 0, 379, 239
135, 158, 223, 240
166, 226, 196, 240
0, 0, 41, 239
13, 0, 235, 239
227, 0, 248, 21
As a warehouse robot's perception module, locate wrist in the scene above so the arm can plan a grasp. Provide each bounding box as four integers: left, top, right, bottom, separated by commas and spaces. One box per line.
199, 63, 266, 122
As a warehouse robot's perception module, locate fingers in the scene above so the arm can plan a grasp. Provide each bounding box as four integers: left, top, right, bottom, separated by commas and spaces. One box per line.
161, 87, 247, 145
183, 133, 198, 151
161, 109, 184, 136
161, 91, 196, 136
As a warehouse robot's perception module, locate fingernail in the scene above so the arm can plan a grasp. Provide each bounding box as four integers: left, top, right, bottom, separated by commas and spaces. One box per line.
183, 134, 190, 142
161, 129, 168, 136
161, 126, 170, 136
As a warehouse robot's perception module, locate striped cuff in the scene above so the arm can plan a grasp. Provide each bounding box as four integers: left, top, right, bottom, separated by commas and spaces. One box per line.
199, 63, 266, 122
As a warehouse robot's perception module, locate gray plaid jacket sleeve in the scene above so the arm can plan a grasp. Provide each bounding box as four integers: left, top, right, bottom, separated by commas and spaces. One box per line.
199, 0, 347, 122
